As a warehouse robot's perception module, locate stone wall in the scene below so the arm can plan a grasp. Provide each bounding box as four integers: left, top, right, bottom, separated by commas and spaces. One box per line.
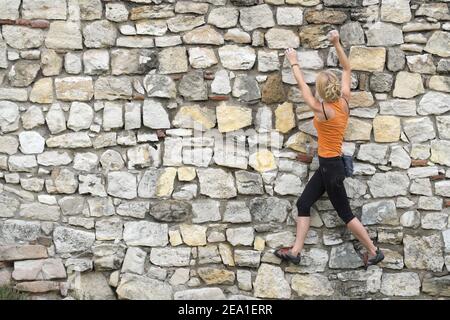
0, 0, 450, 300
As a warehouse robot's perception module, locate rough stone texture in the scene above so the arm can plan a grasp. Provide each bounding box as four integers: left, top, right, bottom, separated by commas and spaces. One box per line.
418, 92, 450, 115
150, 247, 191, 267
366, 22, 404, 46
22, 0, 66, 20
0, 0, 20, 20
380, 272, 421, 297
403, 234, 444, 272
254, 264, 291, 299
218, 45, 256, 70
173, 105, 216, 131
216, 104, 252, 133
381, 0, 411, 23
179, 71, 208, 101
291, 274, 334, 297
340, 22, 365, 47
2, 26, 45, 50
361, 200, 398, 226
197, 168, 237, 198
8, 61, 40, 87
275, 102, 295, 133
329, 243, 364, 269
265, 28, 299, 49
349, 46, 386, 72
373, 116, 400, 142
0, 0, 448, 301
424, 31, 450, 58
144, 74, 176, 99
233, 75, 261, 102
0, 245, 47, 261
12, 258, 66, 281
197, 267, 235, 285
393, 72, 425, 98
30, 78, 54, 104
299, 24, 333, 49
422, 275, 450, 297
368, 172, 410, 198
53, 227, 95, 254
158, 46, 188, 74
239, 5, 275, 31
70, 272, 115, 300
123, 221, 167, 247
117, 273, 172, 300
250, 197, 291, 223
403, 117, 435, 143
45, 22, 83, 50
55, 77, 94, 101
174, 288, 225, 300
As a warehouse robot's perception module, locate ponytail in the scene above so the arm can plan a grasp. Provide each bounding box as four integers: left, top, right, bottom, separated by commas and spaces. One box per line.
316, 71, 341, 103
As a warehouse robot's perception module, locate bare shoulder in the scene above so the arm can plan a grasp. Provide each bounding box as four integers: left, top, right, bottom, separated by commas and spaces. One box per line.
308, 99, 323, 113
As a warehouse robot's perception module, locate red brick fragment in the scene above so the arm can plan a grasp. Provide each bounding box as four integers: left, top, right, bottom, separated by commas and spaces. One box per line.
411, 159, 428, 167
156, 129, 166, 139
297, 153, 313, 163
0, 19, 16, 25
30, 20, 50, 29
0, 19, 50, 28
16, 19, 31, 26
204, 72, 215, 80
209, 95, 229, 101
444, 199, 450, 208
132, 94, 145, 100
430, 174, 445, 181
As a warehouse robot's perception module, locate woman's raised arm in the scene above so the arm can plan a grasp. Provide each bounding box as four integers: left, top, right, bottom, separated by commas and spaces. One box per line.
329, 30, 351, 100
285, 48, 321, 113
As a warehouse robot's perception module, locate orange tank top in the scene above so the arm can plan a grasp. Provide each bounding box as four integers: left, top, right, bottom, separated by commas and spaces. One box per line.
313, 97, 349, 158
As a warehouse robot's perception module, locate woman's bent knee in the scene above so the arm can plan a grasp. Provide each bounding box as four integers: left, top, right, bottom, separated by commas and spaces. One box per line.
340, 212, 356, 224
296, 199, 311, 217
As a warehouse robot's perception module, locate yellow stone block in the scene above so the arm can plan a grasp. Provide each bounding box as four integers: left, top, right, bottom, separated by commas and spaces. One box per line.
344, 117, 372, 141
254, 236, 266, 251
30, 78, 54, 104
177, 166, 196, 181
198, 268, 235, 285
275, 101, 295, 133
174, 105, 216, 131
249, 150, 277, 172
393, 71, 425, 99
350, 91, 375, 108
291, 274, 334, 296
373, 115, 401, 142
285, 131, 316, 153
429, 76, 450, 93
169, 230, 183, 246
216, 103, 252, 133
180, 224, 207, 246
156, 167, 177, 197
349, 46, 386, 72
218, 243, 235, 267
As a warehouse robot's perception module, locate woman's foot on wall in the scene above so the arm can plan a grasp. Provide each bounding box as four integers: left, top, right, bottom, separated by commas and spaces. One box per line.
274, 247, 301, 265
363, 247, 384, 269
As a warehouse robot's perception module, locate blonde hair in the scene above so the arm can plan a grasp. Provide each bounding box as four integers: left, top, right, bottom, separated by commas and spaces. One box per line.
316, 71, 341, 103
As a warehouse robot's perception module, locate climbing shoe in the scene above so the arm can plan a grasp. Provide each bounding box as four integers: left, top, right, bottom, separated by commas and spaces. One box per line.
363, 247, 384, 269
274, 247, 301, 265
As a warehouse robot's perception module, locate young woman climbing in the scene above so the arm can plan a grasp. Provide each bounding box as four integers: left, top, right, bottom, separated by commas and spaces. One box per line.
274, 30, 384, 268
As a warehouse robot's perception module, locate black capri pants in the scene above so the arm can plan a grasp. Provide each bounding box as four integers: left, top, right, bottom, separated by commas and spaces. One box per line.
297, 155, 355, 224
